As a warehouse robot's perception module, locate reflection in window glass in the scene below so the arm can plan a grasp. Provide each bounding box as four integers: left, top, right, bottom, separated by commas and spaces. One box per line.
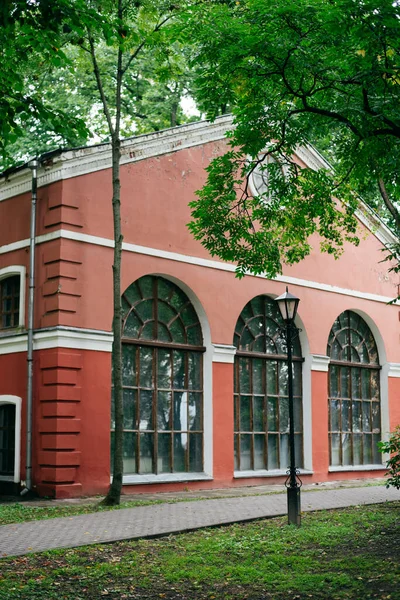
112, 276, 204, 475
327, 311, 381, 466
234, 295, 303, 471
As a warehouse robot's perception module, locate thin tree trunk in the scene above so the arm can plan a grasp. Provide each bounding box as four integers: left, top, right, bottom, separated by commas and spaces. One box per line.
377, 177, 400, 233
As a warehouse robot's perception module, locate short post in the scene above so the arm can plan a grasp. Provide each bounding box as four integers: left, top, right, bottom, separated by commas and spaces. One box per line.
275, 287, 302, 526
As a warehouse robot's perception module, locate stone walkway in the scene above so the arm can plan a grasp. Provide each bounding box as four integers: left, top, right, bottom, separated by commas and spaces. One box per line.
0, 482, 398, 558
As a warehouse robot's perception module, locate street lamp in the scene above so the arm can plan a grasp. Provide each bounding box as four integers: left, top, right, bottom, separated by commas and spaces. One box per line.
275, 286, 302, 526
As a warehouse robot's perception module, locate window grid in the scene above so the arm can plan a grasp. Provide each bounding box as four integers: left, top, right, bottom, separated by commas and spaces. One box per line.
327, 311, 381, 467
112, 276, 204, 475
0, 276, 20, 329
0, 404, 16, 476
233, 295, 303, 472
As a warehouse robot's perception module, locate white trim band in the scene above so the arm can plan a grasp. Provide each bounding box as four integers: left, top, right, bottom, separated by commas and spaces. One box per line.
1, 228, 398, 306
311, 355, 330, 372
388, 362, 400, 378
212, 344, 237, 364
121, 473, 213, 485
0, 326, 113, 355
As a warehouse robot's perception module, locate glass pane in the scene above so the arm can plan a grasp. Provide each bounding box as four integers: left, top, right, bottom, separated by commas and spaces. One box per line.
136, 299, 154, 322
361, 369, 370, 399
363, 434, 372, 464
169, 287, 187, 311
139, 390, 153, 431
158, 323, 171, 342
124, 283, 141, 306
267, 362, 277, 395
124, 312, 141, 338
362, 401, 371, 432
157, 391, 171, 430
342, 433, 352, 466
139, 347, 154, 388
341, 368, 350, 398
280, 434, 289, 469
342, 401, 351, 432
351, 368, 361, 398
123, 432, 136, 474
189, 392, 202, 431
253, 396, 264, 432
188, 352, 202, 390
157, 349, 171, 389
169, 318, 186, 343
174, 433, 186, 472
279, 397, 289, 433
139, 433, 153, 473
189, 433, 203, 472
123, 389, 136, 429
180, 304, 199, 327
293, 362, 302, 396
173, 392, 188, 431
330, 366, 339, 397
138, 275, 154, 298
187, 324, 202, 345
371, 402, 381, 432
173, 351, 185, 389
122, 345, 136, 385
370, 371, 380, 400
278, 362, 288, 396
294, 434, 303, 468
293, 397, 302, 432
141, 322, 155, 340
330, 400, 340, 432
330, 434, 340, 466
252, 359, 263, 394
352, 401, 362, 432
254, 435, 265, 470
239, 434, 251, 470
158, 301, 176, 325
267, 434, 279, 469
234, 434, 239, 470
158, 433, 171, 473
234, 395, 239, 430
353, 433, 362, 464
372, 433, 381, 464
267, 397, 278, 431
240, 396, 251, 431
239, 358, 251, 393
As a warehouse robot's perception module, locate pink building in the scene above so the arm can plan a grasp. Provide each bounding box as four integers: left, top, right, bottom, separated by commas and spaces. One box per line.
1, 116, 399, 498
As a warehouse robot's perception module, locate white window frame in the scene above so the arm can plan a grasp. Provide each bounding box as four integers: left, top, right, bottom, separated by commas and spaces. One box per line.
0, 395, 22, 483
0, 265, 26, 330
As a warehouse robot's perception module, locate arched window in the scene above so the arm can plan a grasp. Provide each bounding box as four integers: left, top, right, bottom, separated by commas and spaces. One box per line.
233, 295, 303, 471
112, 275, 204, 475
327, 311, 381, 466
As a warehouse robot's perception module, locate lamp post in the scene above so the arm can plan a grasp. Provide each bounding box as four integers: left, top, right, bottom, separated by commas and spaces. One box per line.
275, 286, 302, 526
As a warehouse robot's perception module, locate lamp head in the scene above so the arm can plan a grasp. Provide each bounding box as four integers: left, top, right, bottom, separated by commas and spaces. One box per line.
275, 286, 300, 323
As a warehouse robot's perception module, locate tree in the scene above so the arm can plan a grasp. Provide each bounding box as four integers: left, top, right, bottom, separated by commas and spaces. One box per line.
186, 0, 400, 278
379, 426, 400, 490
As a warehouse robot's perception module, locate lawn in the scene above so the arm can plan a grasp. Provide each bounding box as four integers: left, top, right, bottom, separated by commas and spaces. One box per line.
0, 502, 398, 600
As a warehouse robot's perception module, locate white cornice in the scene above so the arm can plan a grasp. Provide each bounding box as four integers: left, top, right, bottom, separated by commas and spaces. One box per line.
311, 354, 330, 372
0, 327, 113, 355
212, 344, 237, 364
1, 228, 398, 305
0, 116, 233, 202
388, 362, 400, 378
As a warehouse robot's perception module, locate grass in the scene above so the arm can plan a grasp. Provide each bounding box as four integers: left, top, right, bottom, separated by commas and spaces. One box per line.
0, 502, 398, 599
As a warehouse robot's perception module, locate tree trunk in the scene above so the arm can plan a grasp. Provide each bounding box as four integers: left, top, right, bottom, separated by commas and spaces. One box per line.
102, 135, 124, 505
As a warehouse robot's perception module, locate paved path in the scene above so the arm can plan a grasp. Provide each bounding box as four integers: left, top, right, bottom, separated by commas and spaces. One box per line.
0, 485, 398, 558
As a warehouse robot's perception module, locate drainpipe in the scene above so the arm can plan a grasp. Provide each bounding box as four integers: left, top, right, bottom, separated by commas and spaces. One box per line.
21, 158, 39, 496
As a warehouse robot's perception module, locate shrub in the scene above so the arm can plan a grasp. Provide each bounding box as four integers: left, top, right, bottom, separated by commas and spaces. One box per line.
379, 426, 400, 490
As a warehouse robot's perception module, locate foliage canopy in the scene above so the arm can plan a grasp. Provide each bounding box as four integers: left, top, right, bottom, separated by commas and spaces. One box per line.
187, 0, 400, 277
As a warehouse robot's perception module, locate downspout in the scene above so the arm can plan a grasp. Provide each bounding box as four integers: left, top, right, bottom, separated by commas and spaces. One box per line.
21, 158, 39, 496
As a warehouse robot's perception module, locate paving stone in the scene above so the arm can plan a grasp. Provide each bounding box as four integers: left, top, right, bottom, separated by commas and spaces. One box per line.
0, 485, 398, 558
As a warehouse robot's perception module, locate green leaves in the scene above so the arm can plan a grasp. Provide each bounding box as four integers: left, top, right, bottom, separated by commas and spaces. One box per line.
186, 0, 399, 277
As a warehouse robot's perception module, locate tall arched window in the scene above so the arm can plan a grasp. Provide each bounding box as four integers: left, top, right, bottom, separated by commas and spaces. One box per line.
327, 311, 381, 466
233, 295, 303, 471
112, 275, 204, 475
